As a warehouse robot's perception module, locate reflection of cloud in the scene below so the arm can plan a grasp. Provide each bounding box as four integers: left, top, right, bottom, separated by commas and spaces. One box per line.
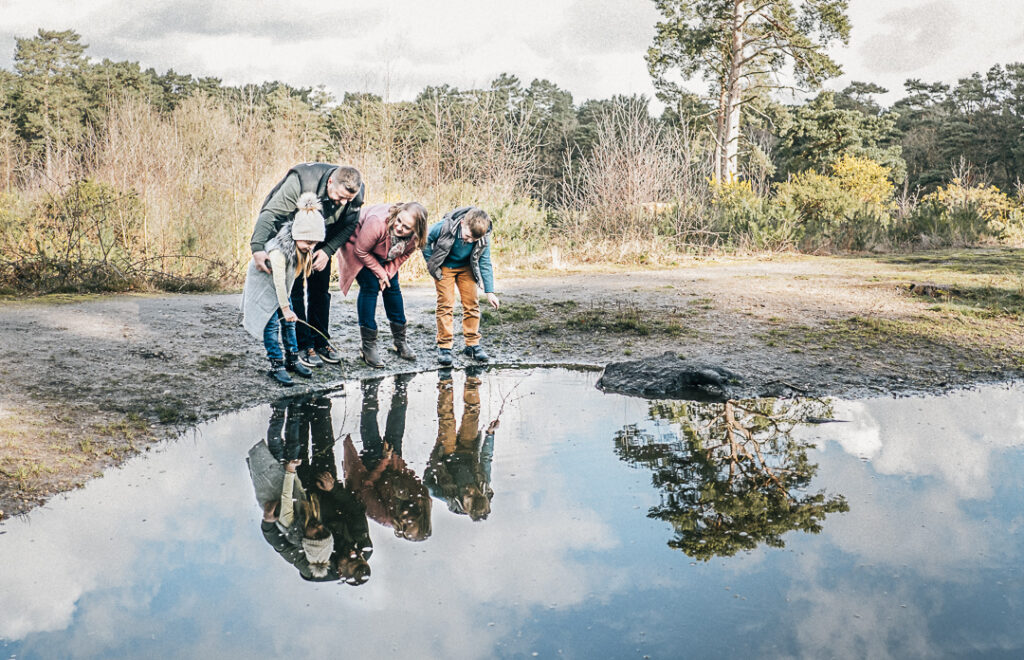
786, 569, 935, 659
821, 386, 1024, 500
795, 385, 1024, 577
0, 372, 628, 658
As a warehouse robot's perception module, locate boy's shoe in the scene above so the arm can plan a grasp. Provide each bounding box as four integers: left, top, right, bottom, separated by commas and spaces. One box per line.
268, 359, 294, 386
316, 345, 341, 364
465, 364, 484, 378
437, 347, 453, 366
438, 366, 453, 383
462, 345, 490, 362
298, 348, 323, 368
285, 352, 312, 378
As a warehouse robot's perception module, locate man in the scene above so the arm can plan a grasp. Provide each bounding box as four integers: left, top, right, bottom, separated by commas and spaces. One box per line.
250, 163, 364, 367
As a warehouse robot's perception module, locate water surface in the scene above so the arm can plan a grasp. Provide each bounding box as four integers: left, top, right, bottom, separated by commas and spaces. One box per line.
1, 369, 1022, 659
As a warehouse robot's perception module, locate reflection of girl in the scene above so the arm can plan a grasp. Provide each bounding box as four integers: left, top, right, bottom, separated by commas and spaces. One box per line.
277, 459, 334, 579
425, 373, 497, 521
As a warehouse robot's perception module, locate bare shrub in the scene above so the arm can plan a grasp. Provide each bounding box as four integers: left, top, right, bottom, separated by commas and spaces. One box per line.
557, 99, 714, 255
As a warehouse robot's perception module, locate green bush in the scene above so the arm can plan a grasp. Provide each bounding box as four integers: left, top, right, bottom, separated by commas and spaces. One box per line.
772, 156, 894, 251
896, 179, 1024, 246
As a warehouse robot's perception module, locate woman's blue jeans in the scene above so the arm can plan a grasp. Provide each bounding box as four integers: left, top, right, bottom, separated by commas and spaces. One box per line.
263, 310, 297, 362
355, 267, 406, 331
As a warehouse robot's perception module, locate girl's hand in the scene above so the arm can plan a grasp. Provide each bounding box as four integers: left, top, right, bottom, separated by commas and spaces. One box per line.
282, 308, 298, 323
379, 276, 390, 291
486, 293, 500, 310
285, 459, 301, 473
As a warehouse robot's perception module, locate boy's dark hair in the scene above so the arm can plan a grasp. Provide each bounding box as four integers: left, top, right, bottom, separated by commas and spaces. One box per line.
464, 208, 490, 239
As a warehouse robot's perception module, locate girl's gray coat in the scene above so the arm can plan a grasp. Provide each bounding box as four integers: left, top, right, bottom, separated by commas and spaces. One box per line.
240, 223, 299, 339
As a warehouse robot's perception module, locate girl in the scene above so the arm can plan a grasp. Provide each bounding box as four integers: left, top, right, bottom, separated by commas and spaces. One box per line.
242, 193, 325, 385
337, 202, 428, 367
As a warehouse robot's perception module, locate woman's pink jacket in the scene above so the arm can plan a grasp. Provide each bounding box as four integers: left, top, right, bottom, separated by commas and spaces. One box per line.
336, 203, 418, 295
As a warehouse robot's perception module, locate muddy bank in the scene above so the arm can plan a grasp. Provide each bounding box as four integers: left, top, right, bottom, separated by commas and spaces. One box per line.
1, 252, 1022, 518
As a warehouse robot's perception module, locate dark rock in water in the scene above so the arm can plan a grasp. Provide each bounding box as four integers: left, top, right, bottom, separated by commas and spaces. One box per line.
597, 352, 744, 402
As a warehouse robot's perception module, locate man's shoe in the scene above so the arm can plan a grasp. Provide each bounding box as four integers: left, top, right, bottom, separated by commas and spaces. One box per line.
285, 352, 312, 378
462, 345, 490, 362
298, 347, 323, 368
437, 347, 453, 366
268, 359, 294, 386
315, 345, 341, 364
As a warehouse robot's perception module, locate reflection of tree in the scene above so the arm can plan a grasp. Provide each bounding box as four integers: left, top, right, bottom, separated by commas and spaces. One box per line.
615, 398, 848, 561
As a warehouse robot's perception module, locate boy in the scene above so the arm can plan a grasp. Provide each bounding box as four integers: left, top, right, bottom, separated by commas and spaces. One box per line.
422, 206, 500, 365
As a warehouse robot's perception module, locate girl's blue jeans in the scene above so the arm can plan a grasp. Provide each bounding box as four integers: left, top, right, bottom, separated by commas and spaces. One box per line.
355, 267, 406, 331
263, 310, 297, 362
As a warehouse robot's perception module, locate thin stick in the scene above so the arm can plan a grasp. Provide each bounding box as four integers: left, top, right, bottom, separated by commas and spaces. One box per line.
294, 318, 343, 354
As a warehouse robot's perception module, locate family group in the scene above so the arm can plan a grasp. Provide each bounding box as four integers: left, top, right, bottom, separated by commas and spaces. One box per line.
240, 162, 500, 385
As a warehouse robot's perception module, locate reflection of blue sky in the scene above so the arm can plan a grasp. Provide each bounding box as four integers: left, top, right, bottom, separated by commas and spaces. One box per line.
1, 374, 1023, 658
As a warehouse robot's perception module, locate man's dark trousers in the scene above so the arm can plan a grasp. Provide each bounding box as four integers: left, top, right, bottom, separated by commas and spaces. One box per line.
291, 252, 332, 352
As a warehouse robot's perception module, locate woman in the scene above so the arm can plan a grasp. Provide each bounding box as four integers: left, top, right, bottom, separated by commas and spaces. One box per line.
337, 202, 428, 367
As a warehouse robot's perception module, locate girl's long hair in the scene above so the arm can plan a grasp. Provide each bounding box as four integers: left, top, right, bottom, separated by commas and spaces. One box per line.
295, 248, 314, 279
385, 202, 429, 249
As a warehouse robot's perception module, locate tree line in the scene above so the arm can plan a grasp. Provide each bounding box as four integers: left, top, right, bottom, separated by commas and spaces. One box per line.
0, 27, 1022, 292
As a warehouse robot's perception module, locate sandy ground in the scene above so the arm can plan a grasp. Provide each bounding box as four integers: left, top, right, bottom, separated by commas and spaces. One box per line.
1, 252, 1022, 518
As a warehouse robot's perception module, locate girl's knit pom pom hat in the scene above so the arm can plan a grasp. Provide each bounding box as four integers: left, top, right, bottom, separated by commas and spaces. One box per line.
292, 192, 326, 242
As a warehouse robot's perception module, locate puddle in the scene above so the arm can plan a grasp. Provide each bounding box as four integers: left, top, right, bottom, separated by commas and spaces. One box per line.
1, 369, 1023, 658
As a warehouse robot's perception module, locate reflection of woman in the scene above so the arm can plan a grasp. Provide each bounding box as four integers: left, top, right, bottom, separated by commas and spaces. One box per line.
344, 374, 432, 541
425, 370, 498, 521
337, 202, 429, 367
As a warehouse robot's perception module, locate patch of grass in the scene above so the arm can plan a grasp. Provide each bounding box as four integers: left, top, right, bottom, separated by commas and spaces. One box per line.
910, 283, 1024, 319
482, 302, 539, 324
198, 353, 238, 370
688, 297, 715, 310
869, 248, 1024, 276
568, 306, 690, 337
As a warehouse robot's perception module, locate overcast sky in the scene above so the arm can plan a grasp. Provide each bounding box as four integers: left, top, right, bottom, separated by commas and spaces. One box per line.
1, 0, 1023, 109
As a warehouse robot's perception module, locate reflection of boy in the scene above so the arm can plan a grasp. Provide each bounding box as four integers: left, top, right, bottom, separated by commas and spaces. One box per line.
425, 373, 497, 521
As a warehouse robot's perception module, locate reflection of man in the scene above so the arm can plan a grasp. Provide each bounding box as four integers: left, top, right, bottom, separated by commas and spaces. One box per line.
425, 368, 497, 521
250, 163, 365, 367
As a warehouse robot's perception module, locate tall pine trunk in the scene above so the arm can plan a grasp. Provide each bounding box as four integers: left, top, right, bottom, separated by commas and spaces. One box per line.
717, 0, 745, 182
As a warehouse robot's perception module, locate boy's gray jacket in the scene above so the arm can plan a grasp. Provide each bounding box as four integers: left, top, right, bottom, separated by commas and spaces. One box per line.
240, 223, 298, 339
425, 206, 490, 285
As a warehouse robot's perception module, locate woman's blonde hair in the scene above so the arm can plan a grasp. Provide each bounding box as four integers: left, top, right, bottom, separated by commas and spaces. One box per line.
386, 202, 429, 249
